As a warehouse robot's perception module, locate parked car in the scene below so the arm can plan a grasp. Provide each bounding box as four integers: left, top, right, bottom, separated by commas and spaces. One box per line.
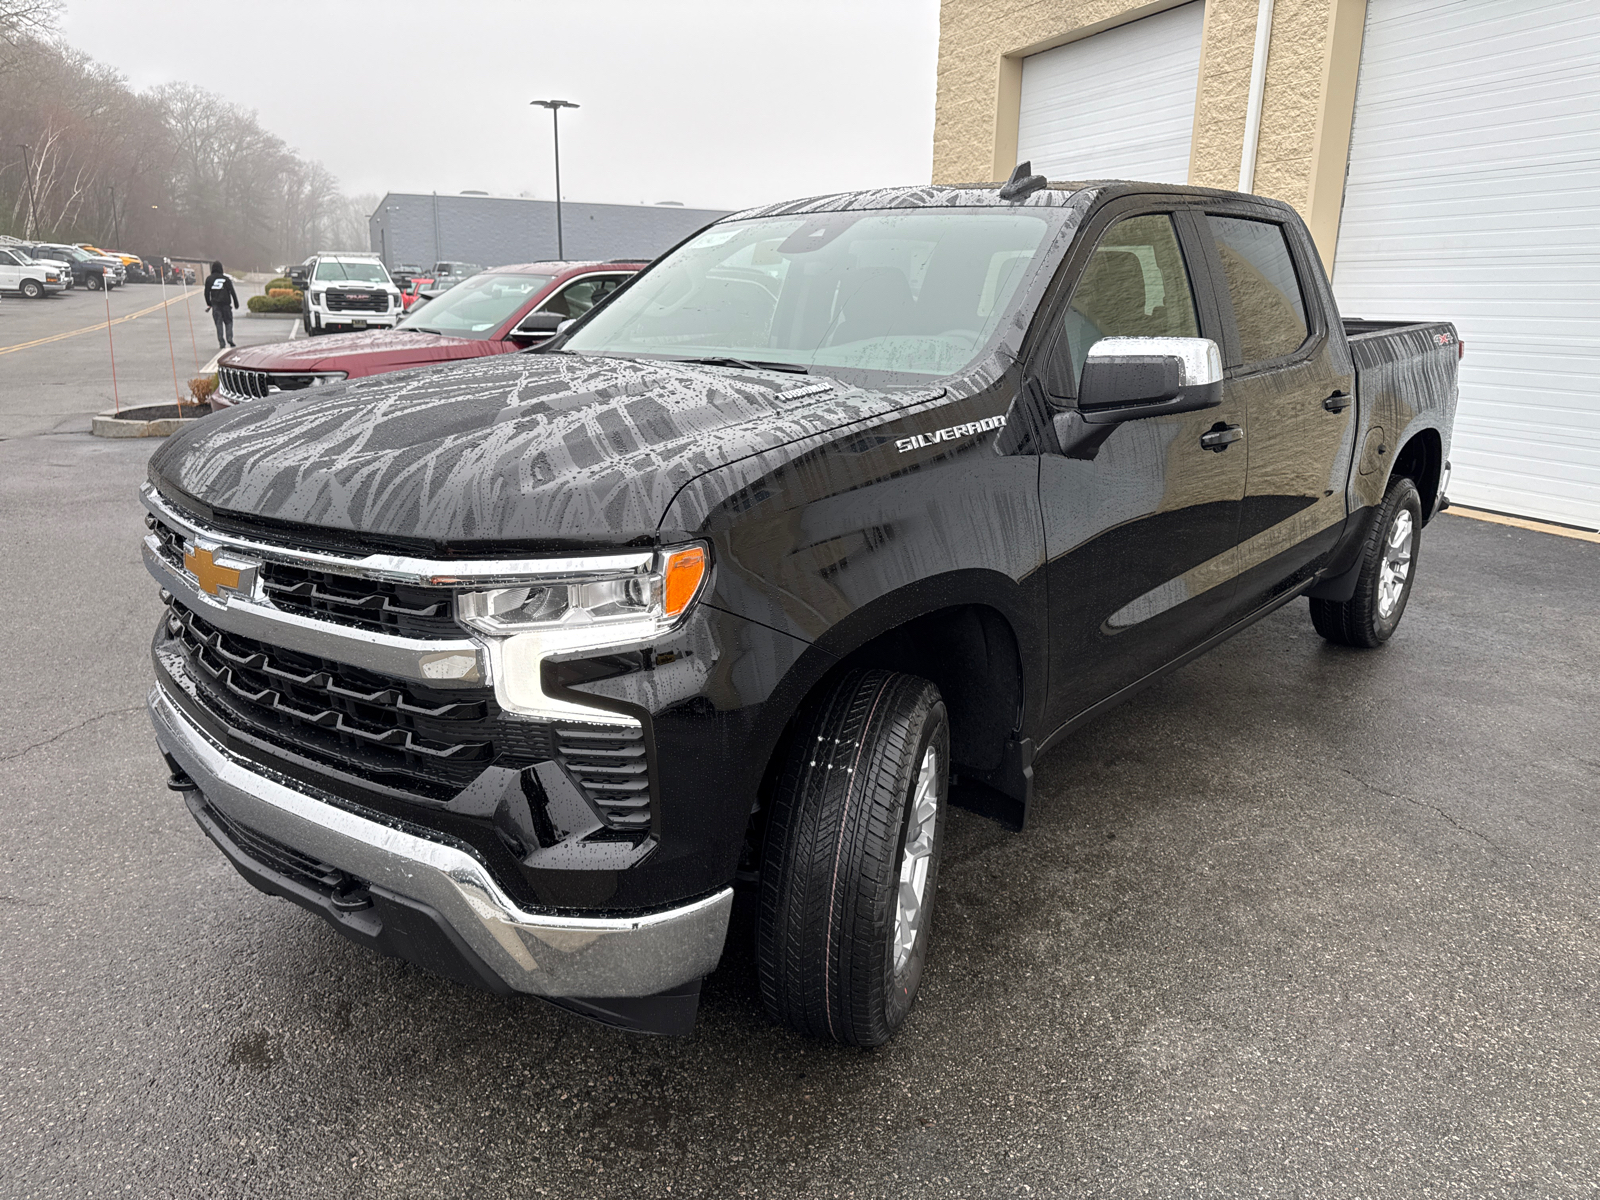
9, 245, 76, 289
80, 245, 147, 280
142, 176, 1458, 1042
0, 246, 67, 297
398, 274, 435, 311
285, 256, 314, 291
26, 243, 121, 289
427, 260, 485, 290
211, 261, 640, 406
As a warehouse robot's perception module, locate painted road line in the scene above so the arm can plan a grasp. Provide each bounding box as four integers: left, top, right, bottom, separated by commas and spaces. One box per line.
1446, 506, 1599, 544
0, 291, 202, 358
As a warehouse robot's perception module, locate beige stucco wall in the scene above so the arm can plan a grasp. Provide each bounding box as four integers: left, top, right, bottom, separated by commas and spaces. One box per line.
933, 0, 1367, 266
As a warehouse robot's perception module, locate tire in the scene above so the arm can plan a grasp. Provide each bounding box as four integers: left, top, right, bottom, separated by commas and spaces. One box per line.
20, 279, 43, 299
1310, 475, 1422, 648
758, 669, 949, 1046
87, 274, 102, 291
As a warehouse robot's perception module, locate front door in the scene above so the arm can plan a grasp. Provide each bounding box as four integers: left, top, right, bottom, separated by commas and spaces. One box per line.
1035, 207, 1248, 731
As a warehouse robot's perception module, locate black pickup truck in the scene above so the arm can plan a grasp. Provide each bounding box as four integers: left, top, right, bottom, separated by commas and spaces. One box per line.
143, 171, 1458, 1043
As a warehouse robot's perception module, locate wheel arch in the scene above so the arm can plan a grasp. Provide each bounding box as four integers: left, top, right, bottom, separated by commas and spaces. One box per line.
738, 571, 1037, 859
1392, 425, 1444, 521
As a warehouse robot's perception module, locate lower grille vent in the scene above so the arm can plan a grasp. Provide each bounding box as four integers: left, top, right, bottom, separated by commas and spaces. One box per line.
556, 725, 651, 830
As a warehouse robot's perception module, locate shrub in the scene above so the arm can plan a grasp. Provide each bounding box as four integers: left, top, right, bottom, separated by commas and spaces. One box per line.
247, 293, 301, 313
265, 276, 293, 292
187, 374, 218, 406
266, 287, 302, 300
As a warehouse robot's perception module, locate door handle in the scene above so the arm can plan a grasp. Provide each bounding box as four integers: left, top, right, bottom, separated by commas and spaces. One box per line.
1200, 423, 1243, 452
1323, 390, 1352, 413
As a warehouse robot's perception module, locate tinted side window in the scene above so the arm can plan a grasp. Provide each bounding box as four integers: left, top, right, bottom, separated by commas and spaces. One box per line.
1059, 213, 1199, 386
1208, 216, 1307, 364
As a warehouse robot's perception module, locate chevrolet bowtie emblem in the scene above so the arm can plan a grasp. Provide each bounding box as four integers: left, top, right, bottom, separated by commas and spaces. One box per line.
183, 544, 244, 597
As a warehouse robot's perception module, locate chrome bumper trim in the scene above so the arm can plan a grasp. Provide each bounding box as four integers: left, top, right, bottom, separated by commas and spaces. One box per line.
142, 539, 490, 689
141, 484, 655, 586
150, 687, 731, 996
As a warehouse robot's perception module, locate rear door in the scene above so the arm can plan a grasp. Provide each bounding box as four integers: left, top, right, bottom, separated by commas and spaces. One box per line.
1195, 206, 1355, 616
1034, 200, 1247, 730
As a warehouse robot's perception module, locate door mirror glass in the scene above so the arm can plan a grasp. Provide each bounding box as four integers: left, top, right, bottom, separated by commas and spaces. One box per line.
1077, 336, 1222, 419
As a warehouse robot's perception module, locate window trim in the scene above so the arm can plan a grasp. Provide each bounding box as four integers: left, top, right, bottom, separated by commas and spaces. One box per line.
1198, 205, 1325, 376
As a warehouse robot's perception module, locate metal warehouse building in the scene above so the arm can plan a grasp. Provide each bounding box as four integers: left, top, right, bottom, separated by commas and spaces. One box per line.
935, 0, 1599, 530
367, 192, 729, 274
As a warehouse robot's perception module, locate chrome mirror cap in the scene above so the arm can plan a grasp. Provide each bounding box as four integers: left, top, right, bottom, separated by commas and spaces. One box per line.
1084, 336, 1223, 386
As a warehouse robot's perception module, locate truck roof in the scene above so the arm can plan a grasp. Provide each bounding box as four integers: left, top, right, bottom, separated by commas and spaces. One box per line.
727, 180, 1292, 221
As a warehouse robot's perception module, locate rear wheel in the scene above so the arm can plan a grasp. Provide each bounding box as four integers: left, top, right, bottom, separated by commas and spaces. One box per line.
1310, 475, 1422, 647
758, 669, 948, 1046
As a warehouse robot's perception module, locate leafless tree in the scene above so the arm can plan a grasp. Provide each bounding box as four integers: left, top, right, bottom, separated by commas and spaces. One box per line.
0, 29, 368, 268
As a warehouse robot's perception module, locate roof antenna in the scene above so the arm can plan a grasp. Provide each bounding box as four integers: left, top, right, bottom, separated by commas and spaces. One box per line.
998, 161, 1048, 201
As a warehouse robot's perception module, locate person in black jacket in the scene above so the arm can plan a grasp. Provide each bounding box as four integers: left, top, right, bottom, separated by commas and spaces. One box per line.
204, 261, 239, 349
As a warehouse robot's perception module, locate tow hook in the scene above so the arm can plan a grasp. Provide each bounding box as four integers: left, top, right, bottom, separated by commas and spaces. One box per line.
330, 884, 374, 913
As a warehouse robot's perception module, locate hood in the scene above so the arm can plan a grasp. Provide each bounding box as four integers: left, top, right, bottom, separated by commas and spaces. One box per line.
150, 352, 927, 551
222, 330, 482, 375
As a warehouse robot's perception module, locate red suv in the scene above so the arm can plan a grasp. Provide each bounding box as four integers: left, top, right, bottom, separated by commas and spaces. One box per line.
212, 261, 642, 408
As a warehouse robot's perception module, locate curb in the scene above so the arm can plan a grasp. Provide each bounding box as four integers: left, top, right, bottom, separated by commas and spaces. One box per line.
91, 404, 208, 439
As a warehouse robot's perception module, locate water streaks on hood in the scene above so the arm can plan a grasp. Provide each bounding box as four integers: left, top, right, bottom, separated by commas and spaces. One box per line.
150, 352, 933, 551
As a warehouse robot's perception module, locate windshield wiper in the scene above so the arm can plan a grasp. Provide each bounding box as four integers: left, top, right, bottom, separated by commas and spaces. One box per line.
673, 356, 809, 375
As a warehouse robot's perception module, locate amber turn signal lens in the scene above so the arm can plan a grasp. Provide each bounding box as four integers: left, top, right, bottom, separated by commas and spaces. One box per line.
663, 546, 708, 618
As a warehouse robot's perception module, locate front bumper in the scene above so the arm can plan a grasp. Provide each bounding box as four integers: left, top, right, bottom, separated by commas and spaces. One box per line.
149, 685, 732, 1015
310, 306, 399, 329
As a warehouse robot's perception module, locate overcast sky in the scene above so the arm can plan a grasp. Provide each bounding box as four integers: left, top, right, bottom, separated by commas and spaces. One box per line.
59, 0, 941, 213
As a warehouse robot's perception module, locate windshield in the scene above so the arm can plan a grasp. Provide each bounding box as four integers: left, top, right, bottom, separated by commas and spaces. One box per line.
314, 260, 391, 283
397, 272, 553, 338
563, 209, 1053, 378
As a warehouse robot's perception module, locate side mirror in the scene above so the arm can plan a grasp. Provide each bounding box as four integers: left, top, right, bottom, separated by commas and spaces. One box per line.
513, 311, 565, 338
556, 318, 576, 334
1050, 336, 1223, 460
1076, 337, 1223, 423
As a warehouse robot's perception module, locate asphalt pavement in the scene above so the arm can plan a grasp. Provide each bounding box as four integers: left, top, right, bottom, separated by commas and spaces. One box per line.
1, 313, 1597, 1197
0, 276, 292, 438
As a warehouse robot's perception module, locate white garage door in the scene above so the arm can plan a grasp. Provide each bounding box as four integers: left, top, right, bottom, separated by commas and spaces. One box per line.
1332, 0, 1600, 530
1017, 2, 1205, 183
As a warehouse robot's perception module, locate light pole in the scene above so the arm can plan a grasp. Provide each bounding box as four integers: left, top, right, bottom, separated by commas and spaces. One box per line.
530, 99, 579, 259
18, 144, 40, 240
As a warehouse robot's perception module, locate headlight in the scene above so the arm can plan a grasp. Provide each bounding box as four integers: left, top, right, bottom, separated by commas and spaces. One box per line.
457, 544, 707, 635
312, 290, 323, 305
456, 545, 709, 724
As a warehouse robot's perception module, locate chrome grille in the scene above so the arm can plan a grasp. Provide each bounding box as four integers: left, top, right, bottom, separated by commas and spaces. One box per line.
259, 562, 461, 639
325, 289, 389, 313
217, 367, 322, 401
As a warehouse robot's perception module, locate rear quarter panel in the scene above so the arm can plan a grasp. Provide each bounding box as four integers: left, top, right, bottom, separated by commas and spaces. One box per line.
1349, 323, 1460, 511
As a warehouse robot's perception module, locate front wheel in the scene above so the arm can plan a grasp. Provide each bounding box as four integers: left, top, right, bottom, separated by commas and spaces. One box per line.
1310, 475, 1422, 647
758, 669, 949, 1046
20, 279, 43, 299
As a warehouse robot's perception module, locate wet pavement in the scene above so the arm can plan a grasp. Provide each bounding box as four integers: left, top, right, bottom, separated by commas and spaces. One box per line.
1, 423, 1596, 1198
